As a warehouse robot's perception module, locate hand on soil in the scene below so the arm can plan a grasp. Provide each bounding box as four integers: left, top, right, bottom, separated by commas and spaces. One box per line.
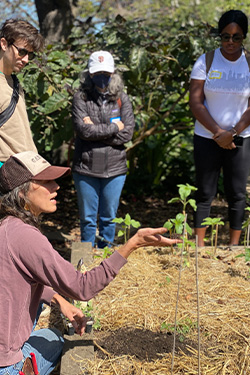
54, 295, 88, 335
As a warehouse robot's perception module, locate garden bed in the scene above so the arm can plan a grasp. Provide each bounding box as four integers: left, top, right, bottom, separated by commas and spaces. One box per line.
37, 240, 250, 374
37, 180, 250, 374
79, 245, 250, 374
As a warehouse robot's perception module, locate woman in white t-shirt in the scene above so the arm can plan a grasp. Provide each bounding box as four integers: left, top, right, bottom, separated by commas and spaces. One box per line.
189, 10, 250, 247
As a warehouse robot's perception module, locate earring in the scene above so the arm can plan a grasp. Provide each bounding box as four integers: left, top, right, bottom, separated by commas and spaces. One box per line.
24, 203, 30, 211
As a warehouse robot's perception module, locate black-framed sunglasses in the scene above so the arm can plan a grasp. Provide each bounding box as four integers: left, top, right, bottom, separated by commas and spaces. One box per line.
12, 43, 36, 60
220, 33, 244, 43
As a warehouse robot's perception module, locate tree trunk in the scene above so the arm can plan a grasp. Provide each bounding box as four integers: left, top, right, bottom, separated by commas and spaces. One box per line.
35, 0, 78, 44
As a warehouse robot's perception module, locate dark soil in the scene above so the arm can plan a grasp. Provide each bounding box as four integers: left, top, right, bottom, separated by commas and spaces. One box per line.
94, 327, 196, 361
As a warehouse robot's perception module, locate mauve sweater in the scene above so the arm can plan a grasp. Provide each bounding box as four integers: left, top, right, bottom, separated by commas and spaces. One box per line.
0, 216, 127, 366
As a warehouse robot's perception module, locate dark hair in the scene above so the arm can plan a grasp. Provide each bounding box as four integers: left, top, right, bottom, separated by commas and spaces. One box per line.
0, 18, 44, 52
218, 10, 248, 38
0, 181, 40, 228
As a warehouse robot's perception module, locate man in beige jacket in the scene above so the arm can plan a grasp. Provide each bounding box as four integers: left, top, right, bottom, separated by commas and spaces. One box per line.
0, 18, 44, 166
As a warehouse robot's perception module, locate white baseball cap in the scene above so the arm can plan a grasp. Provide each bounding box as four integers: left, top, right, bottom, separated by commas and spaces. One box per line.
88, 51, 115, 74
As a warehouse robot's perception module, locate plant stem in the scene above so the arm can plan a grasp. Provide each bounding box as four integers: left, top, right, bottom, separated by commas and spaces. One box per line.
247, 224, 250, 248
214, 224, 218, 256
211, 225, 214, 248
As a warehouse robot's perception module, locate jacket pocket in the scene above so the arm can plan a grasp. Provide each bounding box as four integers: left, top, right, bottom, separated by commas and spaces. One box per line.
91, 148, 106, 174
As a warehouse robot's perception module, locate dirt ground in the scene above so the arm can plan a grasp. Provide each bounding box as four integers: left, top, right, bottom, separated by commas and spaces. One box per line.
38, 178, 250, 374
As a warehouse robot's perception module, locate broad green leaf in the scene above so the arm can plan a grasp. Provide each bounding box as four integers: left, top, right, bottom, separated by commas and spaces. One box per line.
163, 221, 173, 230
112, 218, 124, 224
130, 47, 147, 73
47, 85, 56, 96
124, 213, 132, 226
117, 230, 124, 237
178, 184, 191, 201
168, 198, 180, 204
130, 219, 141, 228
188, 199, 197, 211
185, 223, 192, 236
41, 93, 68, 115
175, 222, 184, 234
176, 213, 185, 222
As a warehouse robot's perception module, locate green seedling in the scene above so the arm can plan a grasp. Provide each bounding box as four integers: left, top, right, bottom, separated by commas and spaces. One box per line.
164, 213, 192, 237
75, 262, 103, 330
161, 317, 197, 342
201, 217, 224, 253
174, 213, 192, 236
163, 220, 174, 238
236, 248, 250, 278
242, 207, 250, 247
183, 238, 195, 249
75, 300, 102, 330
164, 213, 194, 257
94, 246, 113, 260
112, 213, 141, 243
163, 218, 176, 254
167, 184, 197, 253
165, 275, 171, 284
159, 275, 172, 287
168, 183, 197, 215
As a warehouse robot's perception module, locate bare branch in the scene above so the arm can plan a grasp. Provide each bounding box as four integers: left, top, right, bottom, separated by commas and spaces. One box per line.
126, 88, 189, 152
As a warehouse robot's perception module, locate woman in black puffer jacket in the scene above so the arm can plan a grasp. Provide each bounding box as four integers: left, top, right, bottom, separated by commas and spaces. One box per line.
72, 51, 135, 248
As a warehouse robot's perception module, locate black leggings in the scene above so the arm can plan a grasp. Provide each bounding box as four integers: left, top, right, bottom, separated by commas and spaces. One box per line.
194, 134, 250, 229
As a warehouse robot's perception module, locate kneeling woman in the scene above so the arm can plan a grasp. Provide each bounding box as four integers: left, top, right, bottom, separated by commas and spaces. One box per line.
0, 151, 179, 375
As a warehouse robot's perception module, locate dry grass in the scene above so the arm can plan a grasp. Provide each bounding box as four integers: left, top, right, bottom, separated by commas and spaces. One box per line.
38, 244, 250, 374
68, 245, 250, 375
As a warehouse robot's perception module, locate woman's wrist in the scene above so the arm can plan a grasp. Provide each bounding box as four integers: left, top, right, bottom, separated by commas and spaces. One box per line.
229, 127, 238, 137
212, 126, 224, 136
51, 293, 65, 306
117, 237, 137, 259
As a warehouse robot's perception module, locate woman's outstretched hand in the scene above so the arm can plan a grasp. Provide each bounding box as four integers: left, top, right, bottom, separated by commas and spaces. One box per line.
117, 227, 182, 259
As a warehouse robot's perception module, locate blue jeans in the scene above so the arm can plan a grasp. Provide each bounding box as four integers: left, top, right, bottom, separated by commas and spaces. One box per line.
0, 304, 64, 375
73, 173, 126, 247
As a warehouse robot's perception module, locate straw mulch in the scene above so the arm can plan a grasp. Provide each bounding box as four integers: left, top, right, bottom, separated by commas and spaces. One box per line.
52, 244, 249, 375
35, 177, 250, 373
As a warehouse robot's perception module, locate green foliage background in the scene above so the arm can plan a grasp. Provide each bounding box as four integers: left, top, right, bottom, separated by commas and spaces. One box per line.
16, 1, 249, 195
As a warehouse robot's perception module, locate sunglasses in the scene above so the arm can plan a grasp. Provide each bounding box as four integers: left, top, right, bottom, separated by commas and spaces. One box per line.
220, 33, 244, 43
12, 43, 35, 60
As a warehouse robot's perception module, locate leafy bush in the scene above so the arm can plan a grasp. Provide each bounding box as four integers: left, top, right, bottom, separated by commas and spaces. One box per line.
20, 16, 218, 193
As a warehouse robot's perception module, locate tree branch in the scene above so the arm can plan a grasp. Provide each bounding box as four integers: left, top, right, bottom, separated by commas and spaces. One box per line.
126, 87, 189, 152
